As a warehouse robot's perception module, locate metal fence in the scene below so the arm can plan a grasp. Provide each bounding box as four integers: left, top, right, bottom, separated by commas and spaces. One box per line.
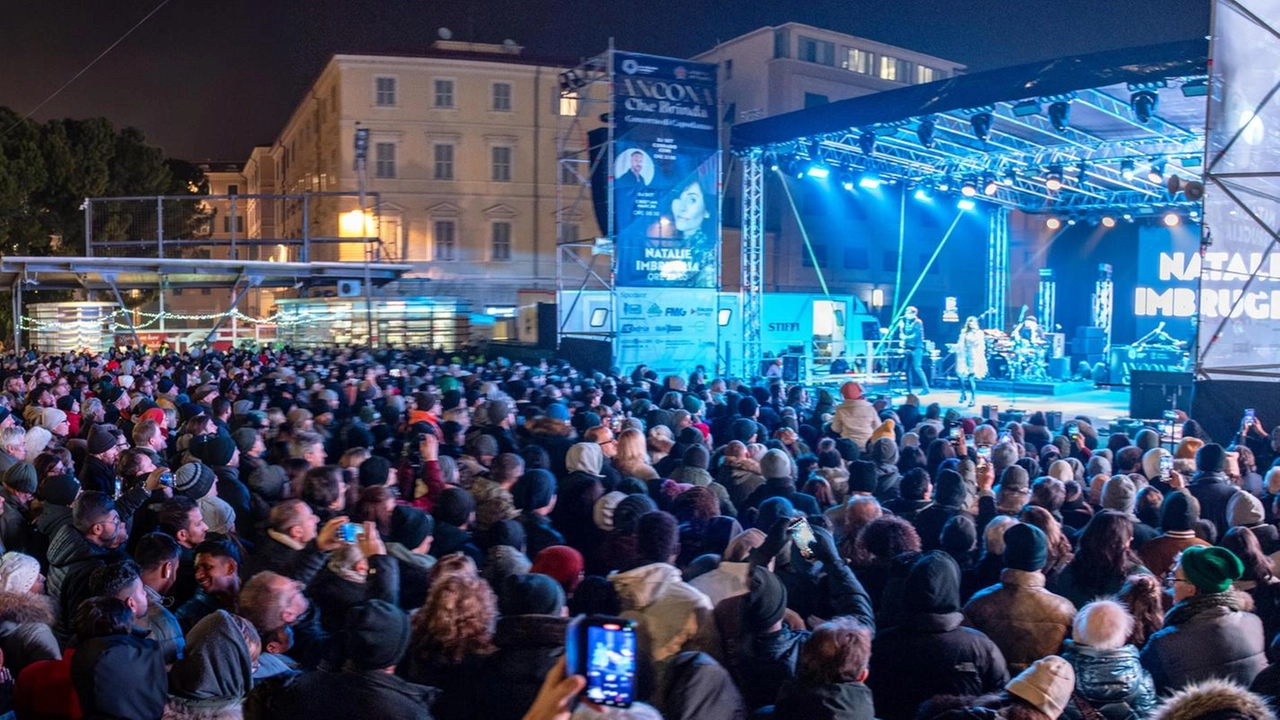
83, 192, 398, 263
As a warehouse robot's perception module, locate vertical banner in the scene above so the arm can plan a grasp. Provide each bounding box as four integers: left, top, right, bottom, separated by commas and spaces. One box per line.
612, 52, 720, 288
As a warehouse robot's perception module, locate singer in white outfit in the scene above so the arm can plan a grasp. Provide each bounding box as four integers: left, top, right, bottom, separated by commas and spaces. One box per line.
956, 316, 988, 407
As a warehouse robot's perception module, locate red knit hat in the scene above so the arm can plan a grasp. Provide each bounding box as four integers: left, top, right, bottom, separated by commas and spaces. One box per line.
530, 546, 584, 594
840, 382, 864, 400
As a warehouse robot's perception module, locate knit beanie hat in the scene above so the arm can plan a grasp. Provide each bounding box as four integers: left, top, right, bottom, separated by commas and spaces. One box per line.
1160, 490, 1200, 532
435, 487, 476, 527
191, 434, 236, 467
174, 462, 216, 500
500, 573, 566, 616
357, 455, 392, 489
486, 398, 513, 425
531, 546, 585, 593
38, 474, 80, 506
941, 515, 978, 554
757, 496, 797, 533
231, 427, 259, 456
1197, 443, 1227, 473
56, 395, 76, 413
466, 433, 499, 458
2, 462, 38, 495
1229, 492, 1265, 528
0, 552, 40, 593
38, 408, 67, 433
1002, 523, 1048, 572
612, 494, 657, 534
593, 491, 627, 531
1141, 448, 1169, 481
86, 426, 116, 456
743, 565, 788, 631
731, 418, 758, 443
512, 469, 556, 512
999, 465, 1031, 493
760, 449, 792, 480
1006, 655, 1076, 719
389, 506, 434, 549
683, 444, 710, 471
869, 419, 896, 444
840, 382, 864, 400
848, 460, 877, 495
1102, 475, 1137, 516
1179, 545, 1244, 594
345, 600, 411, 671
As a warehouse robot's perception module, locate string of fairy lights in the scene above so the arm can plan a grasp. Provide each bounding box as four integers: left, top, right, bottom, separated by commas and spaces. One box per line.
18, 307, 339, 333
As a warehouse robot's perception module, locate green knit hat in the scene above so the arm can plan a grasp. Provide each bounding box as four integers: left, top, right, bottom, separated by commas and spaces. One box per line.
1180, 545, 1244, 593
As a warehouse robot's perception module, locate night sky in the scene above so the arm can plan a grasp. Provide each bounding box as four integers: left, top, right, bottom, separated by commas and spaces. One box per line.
1, 0, 1210, 162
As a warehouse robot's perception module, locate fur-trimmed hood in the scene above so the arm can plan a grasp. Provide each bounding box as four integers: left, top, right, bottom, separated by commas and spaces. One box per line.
0, 591, 56, 625
526, 416, 576, 438
1151, 679, 1275, 720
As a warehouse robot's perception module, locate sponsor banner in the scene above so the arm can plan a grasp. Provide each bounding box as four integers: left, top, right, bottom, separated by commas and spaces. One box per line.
612, 51, 719, 288
615, 287, 718, 374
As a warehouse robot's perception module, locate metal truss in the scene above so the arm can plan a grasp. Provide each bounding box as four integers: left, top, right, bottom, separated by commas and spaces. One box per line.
741, 151, 765, 379
986, 209, 1010, 332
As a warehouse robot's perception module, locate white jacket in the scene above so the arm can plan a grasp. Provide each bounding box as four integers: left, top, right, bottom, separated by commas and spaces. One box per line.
610, 562, 718, 659
830, 399, 880, 448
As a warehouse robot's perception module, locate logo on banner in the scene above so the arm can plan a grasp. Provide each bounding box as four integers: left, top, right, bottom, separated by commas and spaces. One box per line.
623, 303, 643, 317
647, 304, 662, 317
665, 307, 686, 317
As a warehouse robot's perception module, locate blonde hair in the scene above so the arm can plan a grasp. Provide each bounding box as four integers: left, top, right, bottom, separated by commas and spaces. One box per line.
614, 428, 652, 475
411, 573, 497, 666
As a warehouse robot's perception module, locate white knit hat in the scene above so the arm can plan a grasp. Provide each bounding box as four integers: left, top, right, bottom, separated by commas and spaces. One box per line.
1007, 655, 1076, 719
0, 552, 41, 593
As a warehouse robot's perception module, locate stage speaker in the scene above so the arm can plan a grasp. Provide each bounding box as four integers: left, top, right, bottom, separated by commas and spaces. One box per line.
558, 337, 613, 375
1130, 370, 1193, 419
535, 303, 558, 350
1048, 357, 1071, 380
999, 410, 1025, 424
1046, 333, 1066, 359
982, 405, 999, 422
1071, 326, 1108, 356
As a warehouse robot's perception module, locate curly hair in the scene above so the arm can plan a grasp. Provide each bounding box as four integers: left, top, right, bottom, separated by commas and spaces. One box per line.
670, 486, 718, 525
428, 553, 480, 586
411, 574, 497, 666
852, 515, 921, 567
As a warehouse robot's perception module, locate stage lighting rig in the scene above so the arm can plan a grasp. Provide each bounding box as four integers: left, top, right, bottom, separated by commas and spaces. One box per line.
858, 131, 877, 155
1130, 90, 1159, 124
1048, 101, 1071, 132
1045, 217, 1062, 230
970, 112, 993, 142
1147, 160, 1166, 184
960, 177, 978, 197
1045, 165, 1064, 191
916, 118, 936, 149
1120, 159, 1136, 180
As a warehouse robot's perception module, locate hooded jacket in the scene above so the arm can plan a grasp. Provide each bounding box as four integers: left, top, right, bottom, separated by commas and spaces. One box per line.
868, 551, 1010, 720
0, 590, 60, 675
961, 568, 1075, 673
71, 634, 168, 720
1141, 595, 1267, 693
29, 502, 75, 571
1151, 678, 1275, 720
774, 679, 876, 720
305, 555, 400, 637
1062, 641, 1157, 720
718, 457, 765, 508
830, 399, 879, 448
165, 610, 254, 718
610, 562, 717, 659
868, 438, 902, 500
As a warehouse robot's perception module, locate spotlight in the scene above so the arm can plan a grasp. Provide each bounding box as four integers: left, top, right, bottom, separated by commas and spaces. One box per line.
1002, 169, 1017, 186
1066, 217, 1077, 226
914, 187, 932, 201
1190, 209, 1201, 221
769, 159, 780, 172
1012, 99, 1041, 117
842, 179, 855, 191
916, 118, 936, 149
1046, 217, 1062, 230
983, 176, 999, 196
1045, 165, 1064, 191
970, 112, 993, 142
960, 178, 978, 197
1164, 212, 1180, 227
1101, 216, 1117, 228
858, 131, 876, 155
859, 174, 882, 189
806, 164, 831, 179
1120, 159, 1136, 180
1048, 101, 1071, 132
1123, 213, 1133, 222
938, 177, 952, 192
1147, 160, 1165, 184
1131, 90, 1159, 124
957, 199, 976, 211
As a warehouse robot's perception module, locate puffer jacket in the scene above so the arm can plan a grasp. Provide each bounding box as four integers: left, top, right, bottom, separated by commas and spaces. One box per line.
868, 438, 901, 500
830, 399, 879, 448
774, 679, 876, 720
610, 562, 717, 659
962, 568, 1075, 673
669, 466, 736, 517
0, 591, 60, 676
718, 458, 765, 508
1062, 642, 1156, 720
47, 525, 123, 624
1140, 595, 1267, 693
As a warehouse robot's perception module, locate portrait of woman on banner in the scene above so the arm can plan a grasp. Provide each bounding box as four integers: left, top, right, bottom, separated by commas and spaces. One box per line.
649, 159, 718, 288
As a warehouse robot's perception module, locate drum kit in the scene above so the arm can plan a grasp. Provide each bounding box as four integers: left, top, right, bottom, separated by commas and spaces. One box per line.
981, 329, 1049, 381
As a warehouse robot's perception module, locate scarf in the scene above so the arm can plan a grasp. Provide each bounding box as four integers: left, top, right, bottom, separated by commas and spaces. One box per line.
1165, 590, 1241, 627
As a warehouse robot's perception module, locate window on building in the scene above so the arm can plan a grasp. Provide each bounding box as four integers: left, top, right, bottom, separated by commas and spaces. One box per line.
559, 91, 579, 116
724, 59, 734, 80
804, 92, 829, 108
433, 220, 456, 261
844, 48, 872, 74
491, 146, 512, 182
492, 82, 513, 111
221, 216, 244, 233
916, 65, 940, 84
880, 55, 901, 81
802, 244, 828, 268
374, 142, 396, 178
375, 76, 397, 106
491, 221, 512, 260
226, 184, 239, 196
798, 36, 835, 66
843, 246, 870, 269
433, 79, 455, 108
433, 143, 455, 180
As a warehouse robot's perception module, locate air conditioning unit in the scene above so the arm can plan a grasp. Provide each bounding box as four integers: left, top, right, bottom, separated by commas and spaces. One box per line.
337, 280, 362, 297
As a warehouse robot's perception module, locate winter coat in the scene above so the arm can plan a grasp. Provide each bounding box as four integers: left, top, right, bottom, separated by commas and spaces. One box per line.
1053, 560, 1149, 610
669, 466, 737, 517
247, 666, 436, 720
213, 465, 255, 540
868, 551, 1010, 720
141, 584, 184, 665
28, 502, 74, 571
962, 568, 1075, 673
1153, 677, 1274, 720
742, 480, 821, 519
468, 477, 518, 533
242, 535, 327, 585
1141, 596, 1267, 693
479, 614, 569, 720
305, 555, 400, 637
428, 523, 483, 565
71, 634, 168, 720
0, 591, 60, 675
47, 525, 123, 624
610, 562, 718, 659
646, 650, 745, 720
914, 503, 965, 553
1062, 642, 1157, 720
78, 456, 117, 497
830, 399, 879, 449
774, 679, 876, 720
387, 542, 436, 611
0, 487, 31, 555
1138, 531, 1210, 580
524, 422, 576, 478
1188, 472, 1241, 536
165, 610, 254, 719
718, 458, 766, 509
731, 626, 810, 710
868, 439, 902, 500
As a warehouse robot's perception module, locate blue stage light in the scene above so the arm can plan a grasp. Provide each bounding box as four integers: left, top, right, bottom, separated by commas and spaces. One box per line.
842, 180, 855, 191
859, 176, 882, 189
957, 199, 976, 210
914, 188, 931, 201
806, 165, 830, 179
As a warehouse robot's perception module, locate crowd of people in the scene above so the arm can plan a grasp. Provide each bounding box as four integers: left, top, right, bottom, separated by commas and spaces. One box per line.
0, 347, 1275, 720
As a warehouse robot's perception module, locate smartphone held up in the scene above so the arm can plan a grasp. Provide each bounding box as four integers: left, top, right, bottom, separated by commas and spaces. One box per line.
566, 616, 637, 708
